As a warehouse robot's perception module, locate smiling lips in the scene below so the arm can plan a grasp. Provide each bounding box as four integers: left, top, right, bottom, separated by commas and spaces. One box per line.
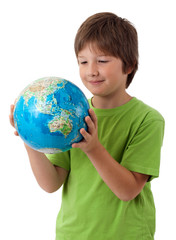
88, 80, 104, 85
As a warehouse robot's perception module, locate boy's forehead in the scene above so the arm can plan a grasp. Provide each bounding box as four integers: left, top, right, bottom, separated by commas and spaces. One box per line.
78, 42, 109, 56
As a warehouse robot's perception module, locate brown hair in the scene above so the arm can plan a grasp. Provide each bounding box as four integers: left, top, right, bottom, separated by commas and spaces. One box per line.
74, 12, 138, 88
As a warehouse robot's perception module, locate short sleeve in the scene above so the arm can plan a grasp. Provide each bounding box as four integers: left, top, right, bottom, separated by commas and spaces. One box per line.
121, 117, 165, 181
45, 150, 70, 171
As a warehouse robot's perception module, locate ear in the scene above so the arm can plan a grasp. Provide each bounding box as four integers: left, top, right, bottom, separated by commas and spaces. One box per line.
126, 61, 136, 74
126, 67, 133, 74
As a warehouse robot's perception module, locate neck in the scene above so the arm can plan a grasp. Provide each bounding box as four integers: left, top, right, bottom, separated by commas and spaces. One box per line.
92, 93, 132, 109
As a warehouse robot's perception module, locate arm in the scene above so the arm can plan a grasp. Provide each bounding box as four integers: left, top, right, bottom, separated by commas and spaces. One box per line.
9, 104, 69, 193
72, 109, 149, 201
25, 145, 68, 193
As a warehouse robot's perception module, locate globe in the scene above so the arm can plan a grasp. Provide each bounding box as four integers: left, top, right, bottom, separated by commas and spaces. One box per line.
13, 77, 89, 154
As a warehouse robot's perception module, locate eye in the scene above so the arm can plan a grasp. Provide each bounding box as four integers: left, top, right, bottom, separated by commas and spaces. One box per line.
80, 61, 87, 65
98, 60, 109, 63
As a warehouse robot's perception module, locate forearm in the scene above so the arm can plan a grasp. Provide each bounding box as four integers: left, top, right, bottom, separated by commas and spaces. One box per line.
9, 104, 66, 192
25, 144, 64, 193
73, 109, 148, 201
86, 144, 144, 201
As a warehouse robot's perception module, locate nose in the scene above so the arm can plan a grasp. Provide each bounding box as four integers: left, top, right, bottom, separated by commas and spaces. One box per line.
87, 63, 99, 77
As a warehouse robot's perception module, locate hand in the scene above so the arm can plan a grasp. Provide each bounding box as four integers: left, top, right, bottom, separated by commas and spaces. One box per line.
72, 108, 101, 154
9, 104, 19, 136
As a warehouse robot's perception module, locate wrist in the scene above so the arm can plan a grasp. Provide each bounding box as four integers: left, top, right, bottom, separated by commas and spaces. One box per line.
24, 143, 33, 151
24, 143, 41, 156
85, 142, 105, 159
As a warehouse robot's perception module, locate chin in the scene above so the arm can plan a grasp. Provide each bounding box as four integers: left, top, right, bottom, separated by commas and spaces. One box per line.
91, 92, 107, 97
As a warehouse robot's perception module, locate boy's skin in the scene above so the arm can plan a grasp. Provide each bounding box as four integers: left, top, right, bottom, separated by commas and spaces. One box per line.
9, 43, 149, 201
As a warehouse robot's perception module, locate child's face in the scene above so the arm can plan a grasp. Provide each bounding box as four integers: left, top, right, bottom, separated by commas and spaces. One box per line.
77, 43, 128, 98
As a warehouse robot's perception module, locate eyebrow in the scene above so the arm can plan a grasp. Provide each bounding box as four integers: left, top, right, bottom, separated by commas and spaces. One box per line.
78, 55, 108, 58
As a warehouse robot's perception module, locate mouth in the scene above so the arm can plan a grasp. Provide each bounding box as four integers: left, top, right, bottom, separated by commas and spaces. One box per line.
88, 80, 105, 85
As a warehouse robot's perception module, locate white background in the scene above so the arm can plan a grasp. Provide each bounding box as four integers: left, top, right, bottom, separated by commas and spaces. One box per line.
1, 0, 175, 239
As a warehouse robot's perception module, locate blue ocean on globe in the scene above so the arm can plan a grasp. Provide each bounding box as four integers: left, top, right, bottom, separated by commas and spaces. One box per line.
13, 77, 89, 153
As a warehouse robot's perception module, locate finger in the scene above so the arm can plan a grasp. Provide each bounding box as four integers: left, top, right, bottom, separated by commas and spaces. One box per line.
10, 104, 14, 116
85, 116, 95, 134
9, 105, 15, 126
89, 109, 97, 128
80, 128, 90, 142
9, 114, 19, 136
72, 142, 80, 148
72, 140, 85, 149
9, 114, 14, 127
14, 131, 19, 136
10, 104, 15, 111
9, 104, 19, 136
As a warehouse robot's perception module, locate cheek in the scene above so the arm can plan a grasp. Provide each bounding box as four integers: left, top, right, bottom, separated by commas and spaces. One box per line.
79, 68, 86, 82
101, 65, 116, 77
107, 65, 122, 79
79, 68, 83, 78
102, 68, 116, 80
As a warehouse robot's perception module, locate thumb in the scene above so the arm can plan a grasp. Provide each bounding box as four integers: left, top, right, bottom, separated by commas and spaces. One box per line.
72, 143, 80, 148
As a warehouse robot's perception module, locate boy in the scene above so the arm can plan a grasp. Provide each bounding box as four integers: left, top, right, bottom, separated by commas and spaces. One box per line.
10, 12, 165, 239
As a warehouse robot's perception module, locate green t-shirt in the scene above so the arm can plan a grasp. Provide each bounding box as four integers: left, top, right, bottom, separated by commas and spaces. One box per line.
46, 97, 165, 240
